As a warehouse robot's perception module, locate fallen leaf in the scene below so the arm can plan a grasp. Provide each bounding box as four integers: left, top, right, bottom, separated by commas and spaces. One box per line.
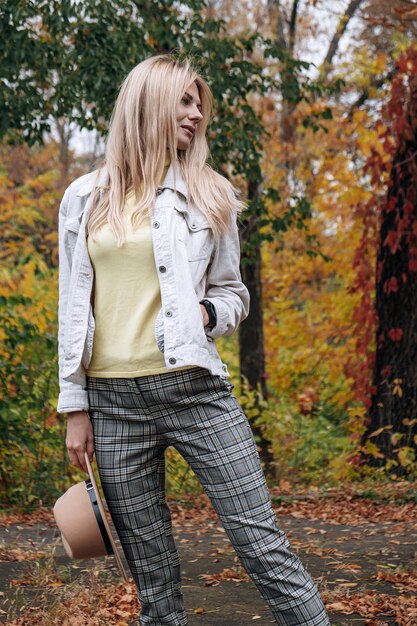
326, 601, 355, 614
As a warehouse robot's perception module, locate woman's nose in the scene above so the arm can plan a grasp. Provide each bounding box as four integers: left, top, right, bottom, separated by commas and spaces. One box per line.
189, 106, 203, 121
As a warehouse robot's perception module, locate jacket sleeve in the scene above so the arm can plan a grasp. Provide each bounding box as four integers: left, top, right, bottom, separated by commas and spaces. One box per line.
56, 189, 89, 414
203, 217, 250, 340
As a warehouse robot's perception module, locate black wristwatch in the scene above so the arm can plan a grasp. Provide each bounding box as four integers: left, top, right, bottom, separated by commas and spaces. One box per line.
200, 299, 217, 330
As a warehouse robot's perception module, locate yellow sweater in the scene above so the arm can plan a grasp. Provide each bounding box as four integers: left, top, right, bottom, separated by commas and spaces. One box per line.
86, 175, 170, 378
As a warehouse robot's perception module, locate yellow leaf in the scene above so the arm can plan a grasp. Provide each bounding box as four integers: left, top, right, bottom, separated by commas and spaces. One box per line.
398, 446, 415, 467
362, 440, 385, 459
392, 384, 403, 397
369, 425, 392, 438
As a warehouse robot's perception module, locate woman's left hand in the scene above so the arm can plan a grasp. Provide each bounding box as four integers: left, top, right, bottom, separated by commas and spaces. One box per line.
200, 303, 209, 327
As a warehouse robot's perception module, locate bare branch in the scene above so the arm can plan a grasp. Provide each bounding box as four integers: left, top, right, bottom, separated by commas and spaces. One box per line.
321, 0, 364, 72
288, 0, 300, 53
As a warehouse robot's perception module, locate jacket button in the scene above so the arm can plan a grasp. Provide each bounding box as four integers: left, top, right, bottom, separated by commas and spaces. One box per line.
156, 188, 163, 196
165, 310, 172, 317
190, 223, 197, 229
153, 221, 160, 228
169, 357, 176, 365
159, 265, 166, 273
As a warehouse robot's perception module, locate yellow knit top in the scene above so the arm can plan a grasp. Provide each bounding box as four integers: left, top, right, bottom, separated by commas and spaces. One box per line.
86, 167, 171, 378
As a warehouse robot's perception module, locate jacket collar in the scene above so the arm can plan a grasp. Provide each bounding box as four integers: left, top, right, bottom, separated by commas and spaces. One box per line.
75, 163, 188, 199
159, 162, 188, 199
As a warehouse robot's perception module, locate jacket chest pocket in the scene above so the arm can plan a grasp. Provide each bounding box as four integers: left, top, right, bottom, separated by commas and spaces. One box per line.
178, 212, 213, 262
65, 216, 82, 233
64, 216, 82, 239
64, 216, 82, 255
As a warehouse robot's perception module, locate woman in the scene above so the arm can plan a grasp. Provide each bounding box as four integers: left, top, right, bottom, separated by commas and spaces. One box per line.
58, 54, 330, 626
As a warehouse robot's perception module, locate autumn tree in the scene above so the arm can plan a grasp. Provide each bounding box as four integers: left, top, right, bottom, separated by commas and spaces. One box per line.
360, 47, 417, 474
235, 1, 366, 474
208, 1, 417, 476
320, 2, 417, 472
0, 141, 68, 506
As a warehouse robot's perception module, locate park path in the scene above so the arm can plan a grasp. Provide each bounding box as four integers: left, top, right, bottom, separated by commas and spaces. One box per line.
1, 492, 416, 625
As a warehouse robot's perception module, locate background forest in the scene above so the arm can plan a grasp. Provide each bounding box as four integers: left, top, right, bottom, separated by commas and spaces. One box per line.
1, 0, 417, 509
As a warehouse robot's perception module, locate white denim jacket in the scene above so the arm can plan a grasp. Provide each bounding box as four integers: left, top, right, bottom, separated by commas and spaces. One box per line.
57, 164, 250, 413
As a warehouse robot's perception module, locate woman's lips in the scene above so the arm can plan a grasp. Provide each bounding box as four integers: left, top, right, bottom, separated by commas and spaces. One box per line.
181, 125, 195, 137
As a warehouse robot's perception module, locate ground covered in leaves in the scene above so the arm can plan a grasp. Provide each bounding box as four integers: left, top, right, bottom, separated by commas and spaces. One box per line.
0, 482, 416, 625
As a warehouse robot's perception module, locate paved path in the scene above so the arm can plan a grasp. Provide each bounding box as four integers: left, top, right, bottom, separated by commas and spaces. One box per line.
1, 510, 416, 624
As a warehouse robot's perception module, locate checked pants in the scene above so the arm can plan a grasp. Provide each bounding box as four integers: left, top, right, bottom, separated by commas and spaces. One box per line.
87, 367, 330, 626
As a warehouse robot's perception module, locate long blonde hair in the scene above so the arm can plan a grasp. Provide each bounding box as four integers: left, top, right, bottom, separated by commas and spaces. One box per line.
88, 54, 245, 245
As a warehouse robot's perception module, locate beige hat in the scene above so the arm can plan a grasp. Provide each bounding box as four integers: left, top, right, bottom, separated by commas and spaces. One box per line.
53, 452, 128, 581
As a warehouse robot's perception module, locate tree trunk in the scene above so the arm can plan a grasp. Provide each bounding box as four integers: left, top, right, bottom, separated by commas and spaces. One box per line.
239, 180, 275, 476
54, 118, 72, 181
364, 75, 417, 474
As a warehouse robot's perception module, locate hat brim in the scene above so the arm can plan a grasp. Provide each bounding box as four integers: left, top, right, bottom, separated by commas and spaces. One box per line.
85, 453, 129, 581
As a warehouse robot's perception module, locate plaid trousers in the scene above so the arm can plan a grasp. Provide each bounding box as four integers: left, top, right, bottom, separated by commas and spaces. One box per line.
87, 367, 330, 626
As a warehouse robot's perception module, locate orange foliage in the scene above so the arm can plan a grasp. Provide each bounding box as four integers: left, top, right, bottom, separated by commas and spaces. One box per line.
0, 142, 69, 319
261, 99, 382, 418
0, 141, 74, 506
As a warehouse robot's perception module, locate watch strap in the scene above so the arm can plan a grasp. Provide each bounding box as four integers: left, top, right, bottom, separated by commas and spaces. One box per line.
200, 299, 217, 330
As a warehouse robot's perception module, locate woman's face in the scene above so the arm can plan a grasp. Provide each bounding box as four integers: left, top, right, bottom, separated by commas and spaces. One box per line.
176, 81, 204, 150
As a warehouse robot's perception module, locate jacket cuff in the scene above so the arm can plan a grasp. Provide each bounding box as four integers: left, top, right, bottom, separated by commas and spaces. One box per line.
57, 388, 89, 414
204, 298, 229, 340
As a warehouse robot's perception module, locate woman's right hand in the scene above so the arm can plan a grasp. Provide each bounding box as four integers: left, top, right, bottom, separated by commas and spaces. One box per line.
66, 410, 94, 473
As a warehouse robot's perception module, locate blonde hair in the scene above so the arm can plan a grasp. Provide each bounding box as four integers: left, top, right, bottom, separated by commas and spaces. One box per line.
88, 54, 245, 244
